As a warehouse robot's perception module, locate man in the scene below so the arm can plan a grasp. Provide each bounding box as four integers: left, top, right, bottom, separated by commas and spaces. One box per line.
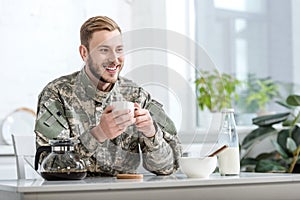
35, 16, 182, 176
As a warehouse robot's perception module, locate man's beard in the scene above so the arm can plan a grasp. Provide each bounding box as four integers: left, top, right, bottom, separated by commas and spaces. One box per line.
87, 57, 118, 84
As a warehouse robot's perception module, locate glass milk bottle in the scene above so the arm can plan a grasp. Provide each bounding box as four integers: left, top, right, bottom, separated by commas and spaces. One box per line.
217, 108, 240, 176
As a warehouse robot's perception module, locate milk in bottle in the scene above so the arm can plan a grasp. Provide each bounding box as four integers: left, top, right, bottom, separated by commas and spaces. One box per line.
217, 108, 240, 176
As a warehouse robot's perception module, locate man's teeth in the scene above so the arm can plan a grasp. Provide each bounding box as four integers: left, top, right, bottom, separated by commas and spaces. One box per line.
105, 66, 117, 70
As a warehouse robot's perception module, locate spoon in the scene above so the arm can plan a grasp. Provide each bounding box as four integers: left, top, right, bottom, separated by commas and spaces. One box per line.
208, 144, 228, 157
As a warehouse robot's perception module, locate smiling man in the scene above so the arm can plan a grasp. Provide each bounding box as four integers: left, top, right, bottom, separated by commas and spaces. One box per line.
34, 16, 182, 177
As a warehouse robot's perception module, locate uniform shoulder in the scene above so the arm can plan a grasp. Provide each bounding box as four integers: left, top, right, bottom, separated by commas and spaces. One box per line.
118, 76, 139, 88
117, 76, 151, 102
41, 71, 80, 92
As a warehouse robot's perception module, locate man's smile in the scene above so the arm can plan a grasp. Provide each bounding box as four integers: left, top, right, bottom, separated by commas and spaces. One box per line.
104, 64, 121, 74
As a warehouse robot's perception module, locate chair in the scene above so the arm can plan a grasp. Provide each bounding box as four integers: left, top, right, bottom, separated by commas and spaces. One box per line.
11, 134, 40, 179
2, 107, 40, 179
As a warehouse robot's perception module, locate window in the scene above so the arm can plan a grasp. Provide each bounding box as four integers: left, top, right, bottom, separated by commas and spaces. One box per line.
165, 0, 300, 131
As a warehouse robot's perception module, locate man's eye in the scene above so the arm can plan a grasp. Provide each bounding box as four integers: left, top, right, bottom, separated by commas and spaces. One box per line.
99, 48, 109, 53
116, 48, 123, 53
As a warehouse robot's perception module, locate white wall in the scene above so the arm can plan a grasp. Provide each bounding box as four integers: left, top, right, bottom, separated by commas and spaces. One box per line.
0, 0, 194, 145
0, 0, 131, 117
0, 0, 299, 144
0, 0, 184, 131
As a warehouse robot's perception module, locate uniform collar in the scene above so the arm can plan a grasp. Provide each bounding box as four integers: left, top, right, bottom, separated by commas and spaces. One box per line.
78, 67, 120, 103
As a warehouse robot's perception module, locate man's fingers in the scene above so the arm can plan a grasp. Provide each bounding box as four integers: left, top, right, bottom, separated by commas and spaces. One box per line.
135, 115, 150, 125
113, 112, 134, 124
104, 105, 114, 113
99, 104, 138, 140
134, 102, 141, 110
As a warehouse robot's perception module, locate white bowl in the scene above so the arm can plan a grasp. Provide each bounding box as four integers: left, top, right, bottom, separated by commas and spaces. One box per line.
179, 156, 217, 178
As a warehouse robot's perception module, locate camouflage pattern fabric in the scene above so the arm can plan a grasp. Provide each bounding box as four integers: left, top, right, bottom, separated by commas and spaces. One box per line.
35, 68, 182, 176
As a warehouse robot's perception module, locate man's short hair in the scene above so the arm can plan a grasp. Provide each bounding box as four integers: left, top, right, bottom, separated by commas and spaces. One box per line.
80, 16, 121, 51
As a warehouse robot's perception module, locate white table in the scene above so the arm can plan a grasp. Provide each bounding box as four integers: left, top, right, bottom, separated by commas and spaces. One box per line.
1, 172, 300, 200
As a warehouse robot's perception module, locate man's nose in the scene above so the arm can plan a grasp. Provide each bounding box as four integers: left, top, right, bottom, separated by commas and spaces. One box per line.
108, 51, 122, 63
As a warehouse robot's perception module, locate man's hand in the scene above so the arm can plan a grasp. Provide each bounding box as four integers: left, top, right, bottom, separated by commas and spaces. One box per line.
134, 103, 156, 138
90, 105, 135, 142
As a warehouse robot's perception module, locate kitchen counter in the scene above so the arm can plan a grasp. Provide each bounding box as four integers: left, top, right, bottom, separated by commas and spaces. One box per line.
1, 172, 300, 200
0, 145, 14, 156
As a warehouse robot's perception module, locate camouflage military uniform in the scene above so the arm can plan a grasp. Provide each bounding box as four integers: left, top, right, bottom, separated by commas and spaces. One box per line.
35, 68, 182, 176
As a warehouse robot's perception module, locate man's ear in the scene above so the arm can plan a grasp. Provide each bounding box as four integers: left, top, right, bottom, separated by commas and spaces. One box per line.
79, 45, 89, 62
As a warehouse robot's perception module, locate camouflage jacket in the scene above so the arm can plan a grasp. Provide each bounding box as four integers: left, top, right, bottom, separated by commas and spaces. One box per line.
35, 68, 182, 176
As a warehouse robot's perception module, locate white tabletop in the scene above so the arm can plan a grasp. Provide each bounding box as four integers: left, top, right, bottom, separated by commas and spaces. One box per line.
1, 172, 300, 200
0, 172, 299, 192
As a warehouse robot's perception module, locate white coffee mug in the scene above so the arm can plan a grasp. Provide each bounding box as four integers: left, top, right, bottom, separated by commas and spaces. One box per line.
111, 101, 134, 113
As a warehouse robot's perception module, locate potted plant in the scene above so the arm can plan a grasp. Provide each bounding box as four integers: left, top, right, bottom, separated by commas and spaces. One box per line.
241, 94, 300, 173
236, 74, 280, 115
195, 69, 241, 112
234, 74, 280, 125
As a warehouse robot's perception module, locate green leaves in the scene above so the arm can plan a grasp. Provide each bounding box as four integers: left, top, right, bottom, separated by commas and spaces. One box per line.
241, 126, 277, 150
195, 70, 241, 112
286, 137, 297, 153
238, 75, 279, 113
291, 126, 300, 144
277, 129, 292, 157
255, 160, 287, 173
241, 93, 300, 174
272, 139, 289, 159
252, 112, 290, 127
286, 94, 300, 106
